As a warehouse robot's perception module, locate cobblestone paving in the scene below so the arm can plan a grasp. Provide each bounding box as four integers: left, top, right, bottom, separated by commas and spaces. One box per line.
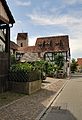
0, 78, 66, 120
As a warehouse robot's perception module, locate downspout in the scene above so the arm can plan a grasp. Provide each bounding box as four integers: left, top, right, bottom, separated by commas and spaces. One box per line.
6, 24, 13, 85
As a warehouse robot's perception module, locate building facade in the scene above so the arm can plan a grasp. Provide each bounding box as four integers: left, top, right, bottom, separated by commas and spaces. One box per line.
77, 58, 82, 72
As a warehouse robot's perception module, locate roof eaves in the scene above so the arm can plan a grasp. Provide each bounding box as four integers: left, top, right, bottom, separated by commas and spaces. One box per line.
1, 0, 15, 24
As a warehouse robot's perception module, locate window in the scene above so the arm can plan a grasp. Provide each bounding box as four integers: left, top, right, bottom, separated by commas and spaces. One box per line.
60, 40, 63, 47
44, 52, 54, 61
50, 40, 52, 47
38, 43, 43, 47
21, 43, 23, 47
43, 41, 45, 47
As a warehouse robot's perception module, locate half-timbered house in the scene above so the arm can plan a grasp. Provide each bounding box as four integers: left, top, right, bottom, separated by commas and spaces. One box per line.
17, 34, 71, 77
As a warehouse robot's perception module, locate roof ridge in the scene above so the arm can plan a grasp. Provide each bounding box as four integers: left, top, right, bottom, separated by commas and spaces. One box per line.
37, 35, 68, 39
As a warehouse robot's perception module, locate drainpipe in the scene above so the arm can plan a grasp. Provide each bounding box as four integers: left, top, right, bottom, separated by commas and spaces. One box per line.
5, 24, 13, 84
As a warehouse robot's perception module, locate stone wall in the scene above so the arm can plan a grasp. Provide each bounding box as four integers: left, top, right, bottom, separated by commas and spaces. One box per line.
8, 80, 42, 95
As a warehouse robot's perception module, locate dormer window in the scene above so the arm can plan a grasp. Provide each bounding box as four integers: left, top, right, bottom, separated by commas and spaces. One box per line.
50, 40, 52, 47
55, 42, 59, 46
60, 40, 63, 47
43, 41, 45, 47
38, 43, 43, 47
45, 41, 50, 46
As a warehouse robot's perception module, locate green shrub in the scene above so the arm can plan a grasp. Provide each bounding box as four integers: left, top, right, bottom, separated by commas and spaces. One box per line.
9, 63, 41, 82
10, 63, 33, 72
9, 70, 41, 82
33, 60, 46, 71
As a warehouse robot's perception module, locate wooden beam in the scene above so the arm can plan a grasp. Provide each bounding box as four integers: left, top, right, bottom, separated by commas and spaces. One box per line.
0, 24, 8, 29
0, 36, 5, 43
5, 25, 10, 72
66, 51, 67, 61
5, 25, 10, 53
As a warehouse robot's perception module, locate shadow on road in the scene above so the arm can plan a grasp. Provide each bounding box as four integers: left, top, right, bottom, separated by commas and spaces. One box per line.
43, 106, 77, 120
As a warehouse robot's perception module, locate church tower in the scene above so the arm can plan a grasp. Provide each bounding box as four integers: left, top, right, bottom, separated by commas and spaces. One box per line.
17, 33, 28, 47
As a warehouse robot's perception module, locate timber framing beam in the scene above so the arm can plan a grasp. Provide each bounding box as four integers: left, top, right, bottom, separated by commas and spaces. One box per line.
5, 25, 10, 70
0, 36, 5, 43
5, 24, 10, 53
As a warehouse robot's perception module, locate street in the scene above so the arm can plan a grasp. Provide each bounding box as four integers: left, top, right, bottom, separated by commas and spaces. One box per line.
41, 75, 82, 120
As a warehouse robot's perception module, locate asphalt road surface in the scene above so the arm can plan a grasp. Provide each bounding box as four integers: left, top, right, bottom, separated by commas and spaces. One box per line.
41, 74, 82, 120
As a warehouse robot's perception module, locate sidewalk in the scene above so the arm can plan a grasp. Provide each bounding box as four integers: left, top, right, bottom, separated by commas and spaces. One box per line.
0, 77, 66, 120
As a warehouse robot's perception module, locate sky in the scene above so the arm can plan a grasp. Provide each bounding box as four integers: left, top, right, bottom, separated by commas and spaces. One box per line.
6, 0, 82, 59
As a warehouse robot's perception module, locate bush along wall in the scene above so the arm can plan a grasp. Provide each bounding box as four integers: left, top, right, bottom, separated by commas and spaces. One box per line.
9, 70, 41, 82
8, 63, 42, 94
9, 63, 41, 82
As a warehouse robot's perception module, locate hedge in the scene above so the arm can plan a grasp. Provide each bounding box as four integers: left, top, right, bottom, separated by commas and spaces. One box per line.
9, 70, 41, 82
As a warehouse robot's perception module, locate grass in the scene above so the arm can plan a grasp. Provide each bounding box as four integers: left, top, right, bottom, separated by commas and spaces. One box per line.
0, 91, 26, 108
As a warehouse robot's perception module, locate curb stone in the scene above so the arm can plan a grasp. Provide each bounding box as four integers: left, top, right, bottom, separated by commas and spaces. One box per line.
35, 80, 69, 120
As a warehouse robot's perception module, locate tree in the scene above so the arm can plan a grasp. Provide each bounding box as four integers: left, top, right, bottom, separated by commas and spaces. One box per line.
33, 60, 45, 71
54, 54, 65, 71
70, 58, 78, 73
33, 60, 46, 80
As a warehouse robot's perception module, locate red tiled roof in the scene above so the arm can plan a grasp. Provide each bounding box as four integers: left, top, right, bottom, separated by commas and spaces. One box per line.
10, 41, 18, 50
17, 35, 70, 53
20, 52, 40, 62
35, 35, 69, 52
18, 46, 38, 52
77, 58, 82, 66
17, 33, 28, 40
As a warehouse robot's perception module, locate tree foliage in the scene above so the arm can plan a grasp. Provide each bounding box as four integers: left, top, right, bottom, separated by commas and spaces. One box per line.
70, 58, 78, 73
54, 54, 65, 70
10, 63, 33, 72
